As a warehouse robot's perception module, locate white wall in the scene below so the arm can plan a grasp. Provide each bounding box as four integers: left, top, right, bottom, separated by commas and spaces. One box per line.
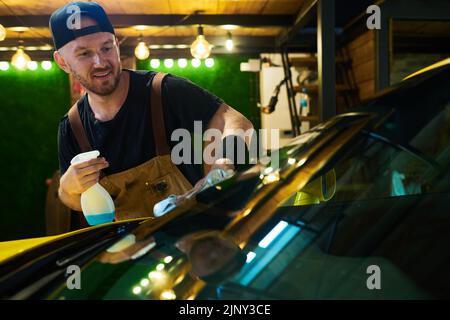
259, 53, 311, 149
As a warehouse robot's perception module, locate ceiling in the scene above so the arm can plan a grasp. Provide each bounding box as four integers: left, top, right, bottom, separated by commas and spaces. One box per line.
1, 0, 449, 60
0, 0, 304, 15
0, 0, 306, 59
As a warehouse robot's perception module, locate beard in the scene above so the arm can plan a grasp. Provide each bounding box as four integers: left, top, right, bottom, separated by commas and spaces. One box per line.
71, 63, 122, 96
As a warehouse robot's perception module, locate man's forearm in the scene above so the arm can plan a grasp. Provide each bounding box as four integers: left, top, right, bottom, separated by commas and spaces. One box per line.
215, 104, 254, 144
204, 103, 254, 174
58, 186, 82, 211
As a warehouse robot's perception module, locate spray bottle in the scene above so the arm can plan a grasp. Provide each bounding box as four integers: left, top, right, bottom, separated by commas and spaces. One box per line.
70, 150, 115, 225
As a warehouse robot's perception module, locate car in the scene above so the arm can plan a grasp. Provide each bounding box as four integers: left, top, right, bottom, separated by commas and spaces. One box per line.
1, 58, 449, 300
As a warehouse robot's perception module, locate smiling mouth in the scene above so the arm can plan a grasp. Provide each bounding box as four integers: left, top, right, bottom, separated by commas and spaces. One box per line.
92, 71, 111, 79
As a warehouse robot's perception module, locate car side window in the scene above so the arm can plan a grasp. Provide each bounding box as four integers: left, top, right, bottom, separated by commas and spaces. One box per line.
327, 136, 447, 203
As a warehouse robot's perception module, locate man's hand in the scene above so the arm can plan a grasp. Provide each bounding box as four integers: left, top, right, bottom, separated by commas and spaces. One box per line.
58, 157, 109, 210
175, 158, 235, 205
60, 157, 109, 195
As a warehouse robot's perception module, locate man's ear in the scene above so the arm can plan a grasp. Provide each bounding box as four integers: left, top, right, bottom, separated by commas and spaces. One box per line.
53, 50, 70, 73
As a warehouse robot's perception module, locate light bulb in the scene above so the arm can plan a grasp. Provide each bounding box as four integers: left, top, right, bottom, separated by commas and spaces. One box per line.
134, 41, 150, 60
0, 24, 6, 41
0, 61, 9, 71
132, 286, 142, 295
225, 32, 234, 51
11, 48, 31, 70
163, 59, 174, 68
177, 58, 187, 68
27, 61, 38, 70
205, 58, 214, 68
191, 58, 201, 68
221, 25, 238, 30
160, 289, 176, 300
150, 59, 160, 69
41, 61, 52, 70
225, 39, 234, 51
190, 35, 212, 60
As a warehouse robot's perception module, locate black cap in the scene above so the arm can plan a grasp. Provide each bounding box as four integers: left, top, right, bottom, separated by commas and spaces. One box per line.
49, 2, 115, 50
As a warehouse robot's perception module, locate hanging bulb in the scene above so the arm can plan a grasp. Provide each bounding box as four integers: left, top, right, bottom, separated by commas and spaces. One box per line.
190, 25, 211, 60
11, 47, 31, 70
225, 32, 233, 52
0, 24, 6, 41
135, 40, 150, 60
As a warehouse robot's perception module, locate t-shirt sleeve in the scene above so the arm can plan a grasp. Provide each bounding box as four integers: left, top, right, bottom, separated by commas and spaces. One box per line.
162, 74, 224, 134
57, 116, 81, 175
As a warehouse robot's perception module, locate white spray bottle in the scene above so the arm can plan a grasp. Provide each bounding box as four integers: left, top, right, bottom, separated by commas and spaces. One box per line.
70, 150, 115, 226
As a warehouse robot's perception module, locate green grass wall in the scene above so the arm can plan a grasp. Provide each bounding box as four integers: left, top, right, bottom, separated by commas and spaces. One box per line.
0, 54, 260, 241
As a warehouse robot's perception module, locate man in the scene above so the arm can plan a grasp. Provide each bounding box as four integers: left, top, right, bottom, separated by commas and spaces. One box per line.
51, 2, 253, 220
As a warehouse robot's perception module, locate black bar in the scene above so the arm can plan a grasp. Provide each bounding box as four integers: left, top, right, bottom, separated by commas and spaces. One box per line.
317, 0, 336, 121
393, 35, 450, 53
281, 49, 301, 136
276, 0, 318, 47
384, 0, 450, 20
375, 15, 391, 91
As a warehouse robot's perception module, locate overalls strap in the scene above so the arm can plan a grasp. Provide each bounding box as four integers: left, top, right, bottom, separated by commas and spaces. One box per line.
150, 72, 170, 156
68, 101, 92, 152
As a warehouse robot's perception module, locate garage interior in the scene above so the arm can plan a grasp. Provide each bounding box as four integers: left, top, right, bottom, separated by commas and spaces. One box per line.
0, 0, 449, 241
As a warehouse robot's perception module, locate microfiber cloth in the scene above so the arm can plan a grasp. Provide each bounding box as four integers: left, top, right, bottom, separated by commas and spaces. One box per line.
153, 168, 234, 217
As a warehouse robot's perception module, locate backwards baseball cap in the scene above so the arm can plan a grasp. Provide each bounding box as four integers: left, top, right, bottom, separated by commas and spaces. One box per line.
49, 2, 115, 50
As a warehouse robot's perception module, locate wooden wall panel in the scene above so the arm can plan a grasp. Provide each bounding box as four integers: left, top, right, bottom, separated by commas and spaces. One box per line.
358, 80, 375, 101
353, 59, 375, 83
345, 30, 376, 102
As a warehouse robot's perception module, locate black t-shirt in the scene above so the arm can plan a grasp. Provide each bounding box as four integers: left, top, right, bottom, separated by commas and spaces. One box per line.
57, 70, 223, 186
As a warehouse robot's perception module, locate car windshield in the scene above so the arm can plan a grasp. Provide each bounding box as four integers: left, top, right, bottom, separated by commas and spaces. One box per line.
196, 70, 450, 300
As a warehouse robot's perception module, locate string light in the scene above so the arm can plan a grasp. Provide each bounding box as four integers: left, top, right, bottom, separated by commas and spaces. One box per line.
160, 290, 176, 300
132, 286, 142, 295
177, 58, 187, 68
205, 58, 215, 68
0, 61, 9, 71
41, 61, 52, 70
27, 61, 38, 70
191, 58, 201, 68
150, 59, 160, 69
163, 59, 174, 68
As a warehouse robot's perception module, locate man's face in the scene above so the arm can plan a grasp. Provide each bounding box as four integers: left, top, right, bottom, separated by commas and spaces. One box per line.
56, 18, 122, 96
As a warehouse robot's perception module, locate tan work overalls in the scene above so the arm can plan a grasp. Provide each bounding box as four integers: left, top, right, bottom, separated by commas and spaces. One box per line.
67, 72, 193, 221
